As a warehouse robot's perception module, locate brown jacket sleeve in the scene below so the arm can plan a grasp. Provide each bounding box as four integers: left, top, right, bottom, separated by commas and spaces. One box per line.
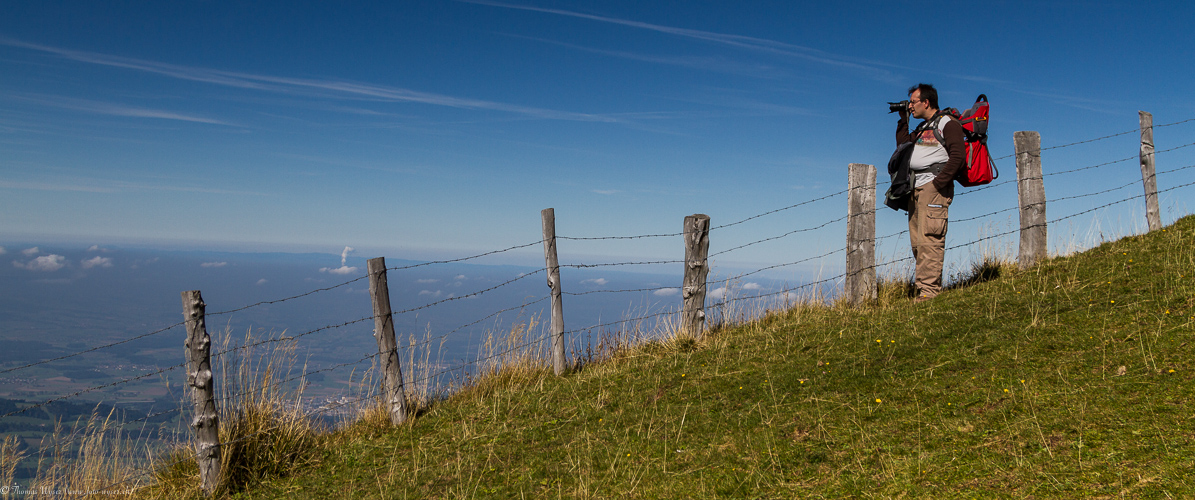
934, 118, 967, 191
896, 116, 911, 146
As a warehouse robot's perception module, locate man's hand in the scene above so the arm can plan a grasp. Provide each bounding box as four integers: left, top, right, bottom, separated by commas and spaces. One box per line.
899, 103, 909, 121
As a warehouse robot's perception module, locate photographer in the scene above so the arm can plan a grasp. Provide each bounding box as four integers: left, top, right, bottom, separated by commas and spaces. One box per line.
896, 83, 966, 303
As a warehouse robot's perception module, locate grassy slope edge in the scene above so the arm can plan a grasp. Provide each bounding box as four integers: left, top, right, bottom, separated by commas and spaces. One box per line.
189, 216, 1195, 499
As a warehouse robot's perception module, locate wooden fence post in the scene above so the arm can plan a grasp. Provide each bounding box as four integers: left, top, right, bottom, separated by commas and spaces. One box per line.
845, 163, 877, 305
181, 290, 221, 495
682, 214, 711, 339
1015, 131, 1047, 269
368, 257, 408, 425
541, 209, 566, 376
1139, 111, 1162, 232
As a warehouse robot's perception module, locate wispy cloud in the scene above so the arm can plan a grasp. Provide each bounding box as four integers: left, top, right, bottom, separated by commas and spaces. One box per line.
0, 177, 264, 195
10, 93, 230, 125
81, 256, 113, 269
463, 0, 900, 82
591, 189, 620, 195
13, 254, 66, 272
320, 265, 359, 275
653, 288, 679, 297
201, 261, 228, 268
501, 33, 783, 78
0, 37, 621, 123
580, 278, 609, 286
22, 247, 40, 256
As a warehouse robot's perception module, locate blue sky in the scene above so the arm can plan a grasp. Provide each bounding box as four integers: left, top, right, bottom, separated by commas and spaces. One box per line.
3, 0, 1194, 274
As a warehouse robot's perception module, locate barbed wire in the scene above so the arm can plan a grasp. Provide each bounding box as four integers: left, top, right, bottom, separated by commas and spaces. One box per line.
720, 247, 845, 283
1158, 163, 1195, 176
710, 189, 849, 231
557, 231, 684, 241
402, 334, 547, 388
1048, 178, 1139, 204
712, 269, 851, 305
204, 241, 545, 318
113, 406, 186, 431
924, 136, 1193, 203
0, 363, 187, 419
988, 116, 1195, 162
564, 285, 676, 297
0, 322, 185, 375
876, 164, 1193, 244
554, 190, 850, 241
952, 206, 1018, 224
560, 308, 679, 338
709, 214, 848, 258
419, 296, 551, 345
1155, 117, 1195, 129
729, 176, 1195, 296
1048, 179, 1195, 225
214, 352, 382, 409
560, 259, 683, 269
211, 316, 374, 360
386, 240, 544, 271
208, 275, 370, 317
389, 269, 545, 317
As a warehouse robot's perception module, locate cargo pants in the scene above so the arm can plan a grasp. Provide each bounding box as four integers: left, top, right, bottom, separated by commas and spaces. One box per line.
908, 182, 953, 299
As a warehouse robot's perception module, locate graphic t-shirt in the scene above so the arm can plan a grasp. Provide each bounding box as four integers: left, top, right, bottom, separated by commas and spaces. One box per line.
909, 116, 951, 188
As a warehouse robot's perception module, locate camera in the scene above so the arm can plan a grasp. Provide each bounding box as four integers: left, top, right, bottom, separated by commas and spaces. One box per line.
888, 100, 910, 113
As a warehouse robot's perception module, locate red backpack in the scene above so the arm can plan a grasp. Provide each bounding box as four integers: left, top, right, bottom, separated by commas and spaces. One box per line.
942, 94, 998, 187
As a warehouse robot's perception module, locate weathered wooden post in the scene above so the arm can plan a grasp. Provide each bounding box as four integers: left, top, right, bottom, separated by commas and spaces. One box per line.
845, 163, 877, 305
1139, 111, 1162, 232
681, 214, 711, 339
367, 257, 408, 425
541, 209, 566, 376
1015, 131, 1047, 269
181, 290, 221, 495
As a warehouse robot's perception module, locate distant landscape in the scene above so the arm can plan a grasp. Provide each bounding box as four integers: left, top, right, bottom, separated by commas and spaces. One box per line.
0, 243, 818, 481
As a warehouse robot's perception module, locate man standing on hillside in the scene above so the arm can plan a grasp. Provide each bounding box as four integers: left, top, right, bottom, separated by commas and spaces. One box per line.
897, 83, 966, 302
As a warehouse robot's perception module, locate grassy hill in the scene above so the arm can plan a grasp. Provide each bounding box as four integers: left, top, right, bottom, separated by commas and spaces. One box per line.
145, 215, 1194, 498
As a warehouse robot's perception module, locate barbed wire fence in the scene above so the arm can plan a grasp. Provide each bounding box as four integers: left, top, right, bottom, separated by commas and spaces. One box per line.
2, 112, 1193, 494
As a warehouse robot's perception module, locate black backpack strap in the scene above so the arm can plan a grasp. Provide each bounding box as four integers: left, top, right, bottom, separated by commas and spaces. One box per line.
927, 112, 948, 146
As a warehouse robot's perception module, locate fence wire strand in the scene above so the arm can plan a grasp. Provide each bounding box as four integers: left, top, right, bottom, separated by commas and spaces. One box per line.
710, 214, 848, 258
0, 363, 187, 419
386, 240, 544, 271
390, 269, 545, 316
0, 322, 185, 375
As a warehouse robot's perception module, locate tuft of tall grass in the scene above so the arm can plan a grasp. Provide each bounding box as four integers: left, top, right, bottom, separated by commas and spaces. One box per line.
146, 328, 326, 498
2, 435, 26, 494
13, 408, 149, 498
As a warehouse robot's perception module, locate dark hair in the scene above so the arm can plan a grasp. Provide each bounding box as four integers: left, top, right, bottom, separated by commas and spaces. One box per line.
907, 83, 938, 110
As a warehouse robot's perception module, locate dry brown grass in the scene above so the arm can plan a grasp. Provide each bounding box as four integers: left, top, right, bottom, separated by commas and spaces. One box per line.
11, 409, 148, 498
140, 328, 325, 498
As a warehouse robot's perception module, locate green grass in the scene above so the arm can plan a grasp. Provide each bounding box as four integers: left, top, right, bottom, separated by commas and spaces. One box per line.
153, 216, 1194, 498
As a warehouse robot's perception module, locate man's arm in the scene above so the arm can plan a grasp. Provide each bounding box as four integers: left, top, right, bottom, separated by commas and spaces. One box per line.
896, 115, 911, 146
934, 119, 967, 191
